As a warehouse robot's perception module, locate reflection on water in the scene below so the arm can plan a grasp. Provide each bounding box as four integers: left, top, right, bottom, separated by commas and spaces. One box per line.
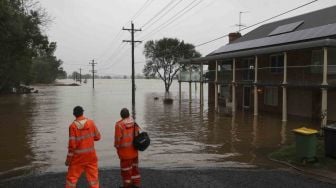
0, 79, 320, 179
0, 95, 35, 178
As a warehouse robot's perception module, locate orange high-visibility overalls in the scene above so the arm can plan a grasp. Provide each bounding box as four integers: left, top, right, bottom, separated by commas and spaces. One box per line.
115, 117, 140, 188
65, 116, 101, 188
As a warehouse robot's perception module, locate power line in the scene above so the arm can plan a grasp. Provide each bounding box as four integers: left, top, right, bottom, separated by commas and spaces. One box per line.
96, 0, 196, 74
96, 0, 153, 64
141, 0, 185, 31
98, 42, 127, 69
241, 0, 318, 32
157, 0, 215, 34
98, 45, 130, 71
139, 0, 201, 40
139, 0, 203, 41
196, 34, 229, 47
95, 31, 126, 61
131, 0, 154, 21
140, 0, 176, 28
196, 0, 319, 47
141, 0, 202, 40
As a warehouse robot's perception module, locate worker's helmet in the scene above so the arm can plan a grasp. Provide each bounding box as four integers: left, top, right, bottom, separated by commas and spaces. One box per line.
73, 106, 84, 117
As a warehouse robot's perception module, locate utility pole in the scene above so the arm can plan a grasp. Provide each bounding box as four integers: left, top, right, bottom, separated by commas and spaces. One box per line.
89, 60, 97, 88
122, 22, 142, 109
79, 68, 82, 84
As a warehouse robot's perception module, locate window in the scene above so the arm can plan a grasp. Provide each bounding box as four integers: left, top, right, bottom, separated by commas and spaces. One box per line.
264, 87, 278, 106
311, 50, 323, 74
219, 64, 232, 83
270, 54, 284, 73
242, 58, 254, 80
328, 48, 336, 75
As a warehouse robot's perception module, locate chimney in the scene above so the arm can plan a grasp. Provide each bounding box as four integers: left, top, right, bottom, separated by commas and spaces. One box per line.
228, 32, 241, 43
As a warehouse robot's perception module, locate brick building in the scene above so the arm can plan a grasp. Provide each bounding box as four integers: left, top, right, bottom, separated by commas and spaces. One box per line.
179, 5, 336, 127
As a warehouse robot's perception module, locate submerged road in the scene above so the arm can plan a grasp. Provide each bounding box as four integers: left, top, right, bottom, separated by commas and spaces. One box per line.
1, 168, 335, 188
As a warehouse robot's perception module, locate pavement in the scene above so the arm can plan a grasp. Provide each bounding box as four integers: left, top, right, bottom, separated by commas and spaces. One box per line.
0, 168, 335, 188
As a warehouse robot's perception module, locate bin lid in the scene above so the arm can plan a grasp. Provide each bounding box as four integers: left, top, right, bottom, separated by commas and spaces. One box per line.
293, 127, 318, 135
324, 124, 336, 130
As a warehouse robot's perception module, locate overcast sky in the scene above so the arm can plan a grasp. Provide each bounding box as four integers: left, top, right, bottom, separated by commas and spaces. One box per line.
39, 0, 336, 76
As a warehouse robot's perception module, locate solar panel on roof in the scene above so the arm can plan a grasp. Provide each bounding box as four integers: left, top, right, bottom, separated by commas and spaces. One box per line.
268, 21, 304, 36
210, 22, 336, 55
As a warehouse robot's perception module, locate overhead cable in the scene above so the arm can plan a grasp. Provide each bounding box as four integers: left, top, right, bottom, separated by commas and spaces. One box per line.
196, 0, 319, 47
140, 0, 176, 28
142, 0, 184, 30
139, 0, 203, 41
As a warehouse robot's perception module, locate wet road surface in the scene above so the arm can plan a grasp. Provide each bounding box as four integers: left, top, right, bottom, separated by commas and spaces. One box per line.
1, 168, 335, 188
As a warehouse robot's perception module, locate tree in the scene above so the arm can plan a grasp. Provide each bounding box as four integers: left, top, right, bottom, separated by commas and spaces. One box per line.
31, 42, 64, 83
0, 0, 63, 92
143, 38, 201, 92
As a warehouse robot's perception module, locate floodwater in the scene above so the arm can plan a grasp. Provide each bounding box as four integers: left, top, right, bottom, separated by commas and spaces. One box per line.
0, 79, 320, 179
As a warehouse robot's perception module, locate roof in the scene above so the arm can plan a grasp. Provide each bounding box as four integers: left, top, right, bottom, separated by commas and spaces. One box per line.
180, 39, 336, 64
210, 5, 336, 56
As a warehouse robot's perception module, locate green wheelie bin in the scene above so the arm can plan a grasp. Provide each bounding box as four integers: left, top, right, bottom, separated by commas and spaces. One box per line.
292, 127, 318, 163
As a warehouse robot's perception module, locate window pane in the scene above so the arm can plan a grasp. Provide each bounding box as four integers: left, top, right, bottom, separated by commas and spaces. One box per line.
311, 50, 323, 74
264, 87, 278, 106
277, 55, 284, 73
270, 56, 277, 73
270, 55, 284, 73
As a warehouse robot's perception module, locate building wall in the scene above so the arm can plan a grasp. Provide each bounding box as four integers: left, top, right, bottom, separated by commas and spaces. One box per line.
328, 91, 336, 121
207, 48, 336, 122
257, 86, 282, 114
287, 88, 313, 118
234, 50, 323, 85
236, 86, 243, 110
287, 49, 322, 84
208, 63, 215, 104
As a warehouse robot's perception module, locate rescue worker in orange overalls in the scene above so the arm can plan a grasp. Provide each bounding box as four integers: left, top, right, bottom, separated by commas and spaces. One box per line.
65, 106, 101, 188
115, 108, 141, 188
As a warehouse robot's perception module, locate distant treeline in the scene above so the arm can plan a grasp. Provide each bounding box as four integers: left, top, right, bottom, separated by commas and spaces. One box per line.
66, 71, 153, 80
0, 0, 65, 93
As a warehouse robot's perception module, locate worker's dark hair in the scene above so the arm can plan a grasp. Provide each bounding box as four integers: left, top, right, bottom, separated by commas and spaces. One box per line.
120, 108, 130, 119
73, 106, 84, 117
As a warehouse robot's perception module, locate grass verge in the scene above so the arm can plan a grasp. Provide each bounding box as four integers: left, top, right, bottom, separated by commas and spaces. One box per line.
269, 139, 336, 171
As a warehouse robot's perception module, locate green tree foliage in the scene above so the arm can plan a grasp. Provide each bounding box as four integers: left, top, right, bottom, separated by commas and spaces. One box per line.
0, 0, 63, 92
143, 38, 201, 92
31, 42, 64, 83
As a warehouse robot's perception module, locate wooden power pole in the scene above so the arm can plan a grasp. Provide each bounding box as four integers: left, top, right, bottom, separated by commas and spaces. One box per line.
123, 22, 141, 107
89, 60, 97, 88
79, 68, 82, 84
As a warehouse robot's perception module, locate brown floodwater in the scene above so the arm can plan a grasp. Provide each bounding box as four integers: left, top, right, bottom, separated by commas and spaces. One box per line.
0, 79, 320, 179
